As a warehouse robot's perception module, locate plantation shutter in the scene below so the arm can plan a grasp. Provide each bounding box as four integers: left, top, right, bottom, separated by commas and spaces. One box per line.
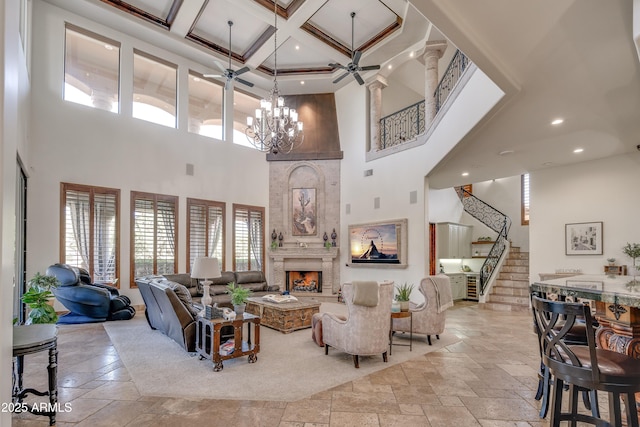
131, 192, 178, 286
61, 183, 119, 285
187, 199, 225, 272
233, 204, 264, 272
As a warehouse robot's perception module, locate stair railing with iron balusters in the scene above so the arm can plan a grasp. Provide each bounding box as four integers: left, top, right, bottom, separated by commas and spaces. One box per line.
455, 186, 512, 295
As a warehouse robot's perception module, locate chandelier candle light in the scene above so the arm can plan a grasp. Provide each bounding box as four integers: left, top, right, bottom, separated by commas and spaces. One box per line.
191, 257, 221, 307
245, 1, 303, 154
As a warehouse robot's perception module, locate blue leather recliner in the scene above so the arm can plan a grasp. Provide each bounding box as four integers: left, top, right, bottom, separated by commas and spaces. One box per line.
46, 263, 136, 324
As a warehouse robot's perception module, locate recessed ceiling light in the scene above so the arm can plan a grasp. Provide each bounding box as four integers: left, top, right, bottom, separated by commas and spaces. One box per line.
499, 150, 514, 156
462, 172, 469, 177
551, 118, 564, 125
573, 148, 584, 153
295, 45, 300, 50
104, 44, 113, 50
388, 64, 392, 70
300, 81, 305, 85
409, 51, 414, 58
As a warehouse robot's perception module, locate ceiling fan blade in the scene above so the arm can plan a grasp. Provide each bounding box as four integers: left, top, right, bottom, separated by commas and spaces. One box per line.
234, 77, 254, 88
354, 72, 364, 85
352, 50, 362, 66
359, 65, 380, 71
328, 62, 347, 70
212, 60, 227, 73
333, 72, 350, 84
203, 73, 224, 78
235, 66, 250, 76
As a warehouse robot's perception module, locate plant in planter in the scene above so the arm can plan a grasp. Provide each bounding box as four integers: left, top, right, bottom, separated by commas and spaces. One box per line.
22, 272, 61, 324
623, 243, 640, 277
394, 282, 414, 312
226, 282, 252, 315
607, 257, 616, 265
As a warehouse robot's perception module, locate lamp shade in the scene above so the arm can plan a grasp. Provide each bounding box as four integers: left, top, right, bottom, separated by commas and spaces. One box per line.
191, 257, 221, 279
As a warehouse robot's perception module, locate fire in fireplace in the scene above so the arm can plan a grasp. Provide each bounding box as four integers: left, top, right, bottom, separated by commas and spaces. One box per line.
286, 271, 322, 293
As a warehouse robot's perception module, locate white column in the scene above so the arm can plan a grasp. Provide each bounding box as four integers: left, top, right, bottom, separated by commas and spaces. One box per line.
423, 41, 447, 124
367, 75, 387, 152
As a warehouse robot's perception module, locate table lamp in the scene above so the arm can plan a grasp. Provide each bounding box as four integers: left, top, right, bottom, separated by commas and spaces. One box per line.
191, 257, 221, 307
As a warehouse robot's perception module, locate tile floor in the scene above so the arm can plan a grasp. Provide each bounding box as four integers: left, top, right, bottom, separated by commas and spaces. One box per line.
13, 302, 558, 426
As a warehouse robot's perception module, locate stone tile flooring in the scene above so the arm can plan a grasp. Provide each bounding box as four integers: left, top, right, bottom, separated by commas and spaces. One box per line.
13, 302, 557, 426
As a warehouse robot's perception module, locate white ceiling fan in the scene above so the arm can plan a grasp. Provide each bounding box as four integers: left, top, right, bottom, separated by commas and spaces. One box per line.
329, 12, 381, 85
204, 21, 254, 90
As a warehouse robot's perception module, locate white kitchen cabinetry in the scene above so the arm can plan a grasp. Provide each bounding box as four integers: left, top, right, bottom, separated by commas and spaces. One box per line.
436, 222, 472, 259
447, 273, 466, 301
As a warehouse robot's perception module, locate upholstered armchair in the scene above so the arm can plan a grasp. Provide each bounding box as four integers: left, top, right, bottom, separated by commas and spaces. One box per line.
321, 281, 393, 368
392, 275, 453, 345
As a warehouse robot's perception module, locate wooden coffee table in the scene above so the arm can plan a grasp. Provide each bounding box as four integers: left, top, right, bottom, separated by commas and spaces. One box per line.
245, 297, 321, 333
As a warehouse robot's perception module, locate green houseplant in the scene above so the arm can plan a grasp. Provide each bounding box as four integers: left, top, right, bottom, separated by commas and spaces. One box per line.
394, 282, 414, 312
226, 282, 252, 315
623, 243, 640, 277
22, 272, 61, 324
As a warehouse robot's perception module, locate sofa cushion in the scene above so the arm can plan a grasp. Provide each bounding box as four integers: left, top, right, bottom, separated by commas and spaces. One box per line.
209, 271, 236, 287
235, 270, 266, 284
168, 282, 200, 318
241, 282, 267, 292
163, 274, 200, 297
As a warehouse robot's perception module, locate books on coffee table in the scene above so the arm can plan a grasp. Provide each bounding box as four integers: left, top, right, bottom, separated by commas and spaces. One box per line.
262, 294, 298, 304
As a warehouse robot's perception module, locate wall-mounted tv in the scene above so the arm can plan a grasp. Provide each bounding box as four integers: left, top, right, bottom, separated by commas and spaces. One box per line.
348, 218, 408, 268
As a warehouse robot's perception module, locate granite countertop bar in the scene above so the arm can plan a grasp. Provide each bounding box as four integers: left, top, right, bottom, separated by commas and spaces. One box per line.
531, 274, 640, 308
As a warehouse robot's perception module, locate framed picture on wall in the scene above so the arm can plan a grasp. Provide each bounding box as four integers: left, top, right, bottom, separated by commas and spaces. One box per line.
565, 221, 603, 255
347, 219, 408, 268
292, 188, 317, 236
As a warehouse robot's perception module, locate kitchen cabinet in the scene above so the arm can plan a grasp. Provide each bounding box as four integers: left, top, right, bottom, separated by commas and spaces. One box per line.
436, 222, 472, 259
447, 273, 466, 301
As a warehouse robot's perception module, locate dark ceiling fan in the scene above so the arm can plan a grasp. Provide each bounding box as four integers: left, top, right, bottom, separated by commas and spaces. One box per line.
204, 21, 254, 90
329, 12, 381, 85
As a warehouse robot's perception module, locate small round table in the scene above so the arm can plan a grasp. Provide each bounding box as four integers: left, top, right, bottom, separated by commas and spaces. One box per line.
389, 311, 412, 355
13, 324, 58, 426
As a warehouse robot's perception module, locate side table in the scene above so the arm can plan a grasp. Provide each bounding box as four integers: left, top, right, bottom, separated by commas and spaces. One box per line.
389, 311, 412, 355
12, 324, 58, 426
196, 313, 260, 372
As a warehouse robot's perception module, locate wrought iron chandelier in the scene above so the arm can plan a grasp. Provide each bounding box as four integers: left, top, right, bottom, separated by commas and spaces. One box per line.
245, 1, 303, 154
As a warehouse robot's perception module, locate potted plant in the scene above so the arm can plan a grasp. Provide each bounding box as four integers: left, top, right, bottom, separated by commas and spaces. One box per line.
623, 243, 640, 277
607, 257, 616, 266
226, 282, 252, 315
394, 282, 414, 312
22, 272, 61, 324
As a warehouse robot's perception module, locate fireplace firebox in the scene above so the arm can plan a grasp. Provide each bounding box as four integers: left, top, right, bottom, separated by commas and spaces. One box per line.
286, 271, 322, 293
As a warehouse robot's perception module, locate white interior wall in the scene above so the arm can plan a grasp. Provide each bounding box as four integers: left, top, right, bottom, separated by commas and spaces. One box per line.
462, 176, 530, 251
28, 2, 269, 307
337, 66, 504, 291
530, 153, 640, 281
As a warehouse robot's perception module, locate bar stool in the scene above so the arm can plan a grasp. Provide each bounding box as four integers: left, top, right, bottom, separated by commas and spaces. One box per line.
532, 296, 640, 427
12, 324, 58, 426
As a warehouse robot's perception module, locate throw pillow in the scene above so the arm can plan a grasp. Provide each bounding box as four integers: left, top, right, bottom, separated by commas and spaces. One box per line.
170, 282, 200, 318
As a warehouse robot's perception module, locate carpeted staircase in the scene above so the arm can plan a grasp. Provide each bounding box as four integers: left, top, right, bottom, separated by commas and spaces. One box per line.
479, 245, 530, 312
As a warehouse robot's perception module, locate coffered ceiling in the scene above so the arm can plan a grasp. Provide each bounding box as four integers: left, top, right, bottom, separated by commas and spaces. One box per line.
82, 0, 441, 95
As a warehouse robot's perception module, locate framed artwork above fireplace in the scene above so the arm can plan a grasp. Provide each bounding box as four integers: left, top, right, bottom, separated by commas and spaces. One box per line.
292, 188, 317, 236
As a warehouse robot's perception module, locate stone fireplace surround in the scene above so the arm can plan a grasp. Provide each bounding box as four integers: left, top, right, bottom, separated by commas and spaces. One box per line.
268, 160, 341, 295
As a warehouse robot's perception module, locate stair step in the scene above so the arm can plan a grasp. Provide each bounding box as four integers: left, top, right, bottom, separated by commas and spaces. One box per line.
491, 286, 530, 297
479, 301, 530, 312
504, 259, 529, 266
508, 252, 529, 260
488, 294, 530, 305
497, 272, 530, 281
500, 265, 529, 273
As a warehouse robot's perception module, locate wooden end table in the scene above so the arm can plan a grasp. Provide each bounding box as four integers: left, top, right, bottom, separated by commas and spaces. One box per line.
389, 311, 412, 355
195, 313, 260, 372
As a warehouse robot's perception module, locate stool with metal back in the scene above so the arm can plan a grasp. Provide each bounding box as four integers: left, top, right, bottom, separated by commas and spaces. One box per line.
12, 324, 58, 426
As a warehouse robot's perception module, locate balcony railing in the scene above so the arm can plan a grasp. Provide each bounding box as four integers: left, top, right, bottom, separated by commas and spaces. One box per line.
379, 50, 470, 150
